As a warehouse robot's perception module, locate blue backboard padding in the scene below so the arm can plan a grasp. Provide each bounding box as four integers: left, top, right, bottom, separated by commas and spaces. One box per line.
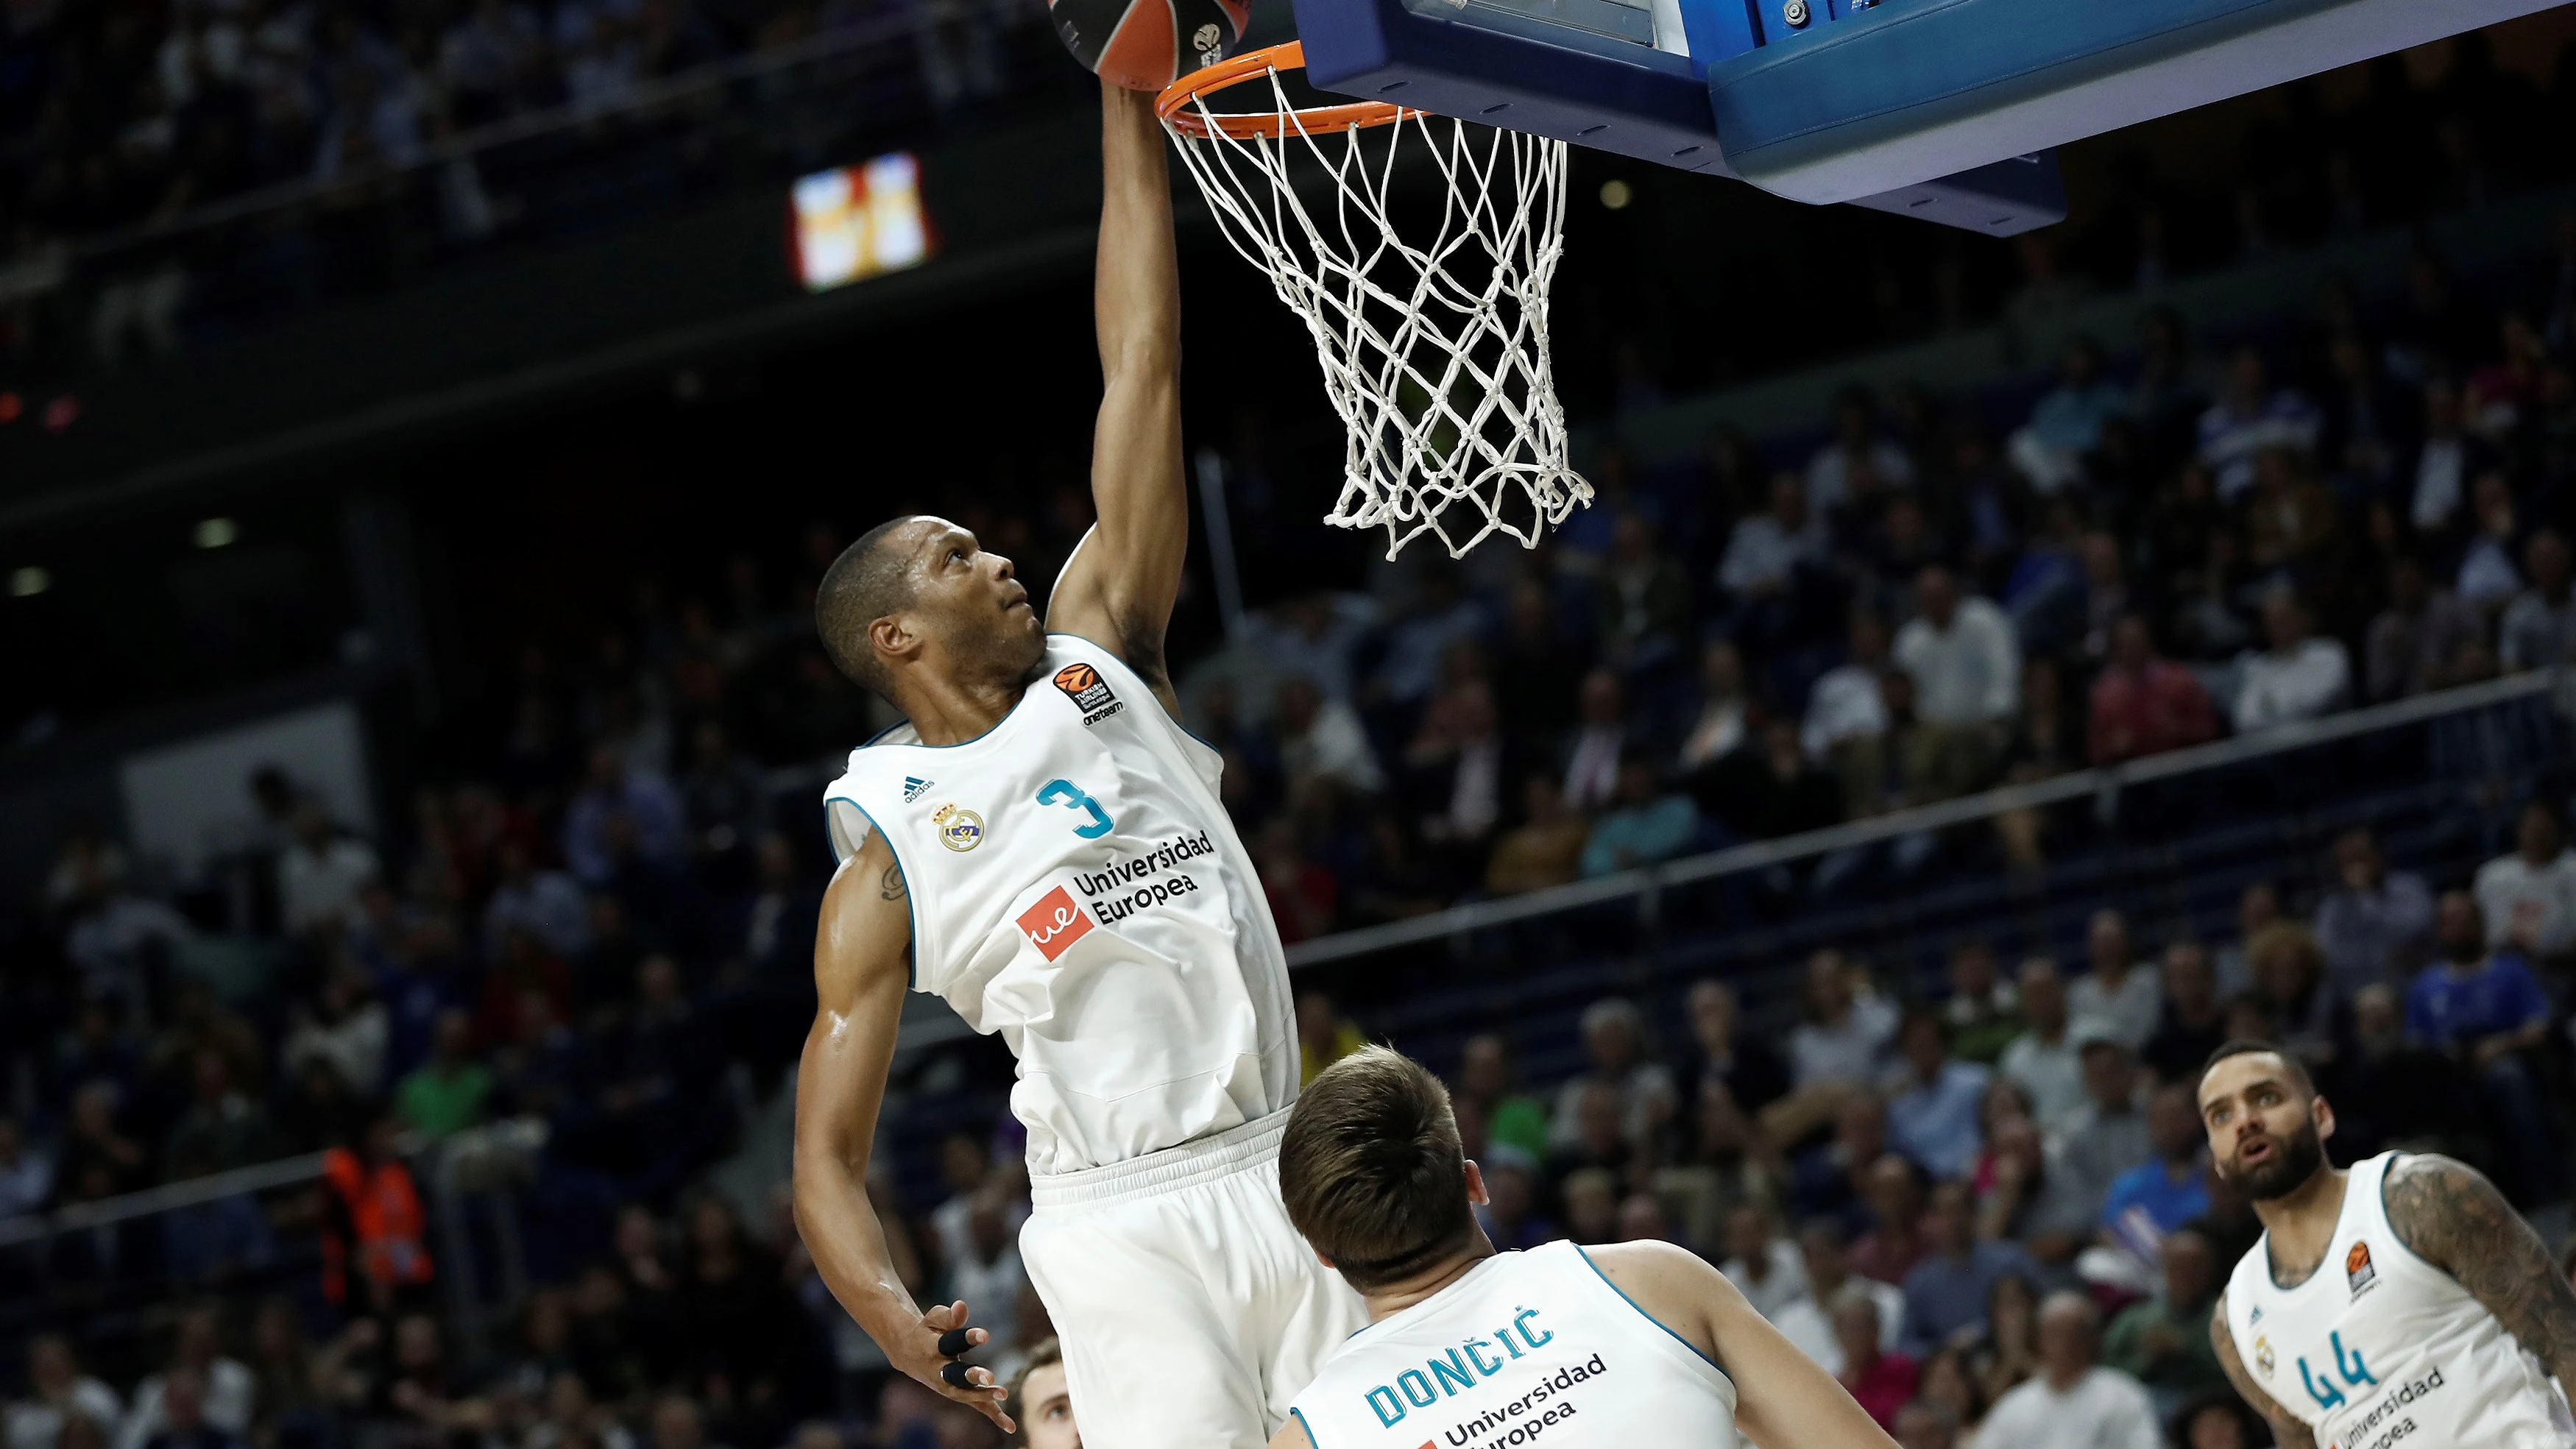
1708, 0, 2569, 204
1296, 0, 1735, 171
1841, 150, 2064, 233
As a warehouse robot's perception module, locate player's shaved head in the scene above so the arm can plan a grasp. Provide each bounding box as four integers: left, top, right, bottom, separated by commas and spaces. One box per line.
1280, 1046, 1479, 1292
817, 517, 928, 695
2198, 1038, 2312, 1099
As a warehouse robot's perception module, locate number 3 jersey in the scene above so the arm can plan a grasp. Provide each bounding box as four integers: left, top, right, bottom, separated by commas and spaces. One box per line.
2221, 1151, 2576, 1449
822, 638, 1296, 1176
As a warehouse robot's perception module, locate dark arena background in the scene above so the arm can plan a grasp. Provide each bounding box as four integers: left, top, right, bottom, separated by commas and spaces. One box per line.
6, 1, 2576, 1445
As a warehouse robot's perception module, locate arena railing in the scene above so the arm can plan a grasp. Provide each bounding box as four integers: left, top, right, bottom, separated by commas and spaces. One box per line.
0, 1117, 548, 1357
1283, 668, 2565, 970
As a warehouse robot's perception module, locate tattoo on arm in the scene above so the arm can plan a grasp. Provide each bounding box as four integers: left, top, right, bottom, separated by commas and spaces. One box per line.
2210, 1294, 2315, 1449
2382, 1154, 2576, 1384
880, 862, 907, 901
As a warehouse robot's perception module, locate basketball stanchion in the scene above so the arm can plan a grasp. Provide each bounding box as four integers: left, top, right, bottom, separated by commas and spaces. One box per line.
1158, 43, 1590, 560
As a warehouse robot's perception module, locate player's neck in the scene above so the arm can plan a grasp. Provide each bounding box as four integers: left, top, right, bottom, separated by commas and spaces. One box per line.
2255, 1163, 2349, 1271
896, 671, 1028, 745
1361, 1235, 1497, 1323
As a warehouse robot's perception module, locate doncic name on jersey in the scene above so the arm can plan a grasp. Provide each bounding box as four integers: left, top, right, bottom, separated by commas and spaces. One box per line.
1356, 1305, 1611, 1448
1013, 826, 1218, 960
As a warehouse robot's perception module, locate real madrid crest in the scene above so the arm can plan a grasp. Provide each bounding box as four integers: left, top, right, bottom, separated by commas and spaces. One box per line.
2254, 1335, 2275, 1377
931, 803, 984, 852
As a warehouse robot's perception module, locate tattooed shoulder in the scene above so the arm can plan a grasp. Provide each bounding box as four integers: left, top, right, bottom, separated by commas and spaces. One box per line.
2382, 1152, 2576, 1376
879, 862, 907, 901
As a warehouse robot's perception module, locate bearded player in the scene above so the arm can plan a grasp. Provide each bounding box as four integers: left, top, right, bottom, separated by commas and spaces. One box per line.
2199, 1041, 2576, 1448
789, 79, 1365, 1448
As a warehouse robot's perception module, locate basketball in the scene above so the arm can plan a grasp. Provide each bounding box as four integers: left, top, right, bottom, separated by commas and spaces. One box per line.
1050, 0, 1250, 91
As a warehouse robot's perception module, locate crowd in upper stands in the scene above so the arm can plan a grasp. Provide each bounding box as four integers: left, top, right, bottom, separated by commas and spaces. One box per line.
11, 29, 2576, 1449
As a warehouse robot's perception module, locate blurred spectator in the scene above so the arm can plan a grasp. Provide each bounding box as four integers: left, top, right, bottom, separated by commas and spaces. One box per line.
944, 1197, 1025, 1354
563, 745, 687, 886
1807, 386, 1917, 520
1549, 998, 1677, 1149
1454, 1033, 1551, 1162
486, 839, 595, 961
396, 1011, 492, 1138
2174, 1394, 2267, 1449
1484, 776, 1590, 895
2197, 348, 2319, 500
281, 963, 389, 1099
1975, 1273, 2044, 1406
1884, 1011, 1989, 1182
1405, 678, 1515, 850
1560, 670, 1635, 812
2232, 591, 2351, 731
1680, 979, 1791, 1123
117, 1310, 252, 1449
1890, 1399, 1959, 1449
164, 1052, 285, 1177
2499, 529, 2574, 669
2473, 799, 2576, 963
2313, 824, 2434, 996
1258, 592, 1374, 704
1559, 1167, 1621, 1244
1850, 1155, 1929, 1284
2098, 1083, 2211, 1267
1939, 940, 2022, 1066
279, 801, 380, 937
2456, 472, 2524, 611
2087, 614, 2218, 763
1295, 992, 1367, 1086
0, 1116, 55, 1218
1598, 514, 1691, 668
1477, 1158, 1555, 1252
1718, 474, 1829, 623
2367, 554, 2483, 701
1276, 674, 1384, 797
2324, 982, 2480, 1160
2250, 921, 2340, 1065
1805, 613, 1894, 816
1579, 759, 1699, 876
1974, 1292, 2159, 1449
1656, 1080, 1776, 1255
2408, 890, 2560, 1207
2068, 910, 2159, 1052
2050, 1028, 2146, 1230
1892, 567, 2019, 737
1832, 1289, 1918, 1431
1775, 1219, 1906, 1372
2101, 1225, 2226, 1403
1701, 718, 1844, 842
7, 1337, 122, 1449
2141, 941, 2226, 1085
1900, 1180, 2036, 1358
682, 723, 769, 858
2011, 337, 2127, 493
1718, 1204, 1809, 1321
1788, 950, 1898, 1096
2213, 882, 2280, 996
2407, 377, 2497, 537
1676, 640, 1751, 773
1998, 960, 2085, 1130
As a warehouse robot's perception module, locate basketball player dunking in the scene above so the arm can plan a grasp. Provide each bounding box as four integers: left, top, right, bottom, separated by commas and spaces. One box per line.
2200, 1041, 2576, 1448
790, 80, 1365, 1447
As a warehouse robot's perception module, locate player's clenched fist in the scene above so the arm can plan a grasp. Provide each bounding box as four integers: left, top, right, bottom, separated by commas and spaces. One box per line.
905, 1300, 1014, 1433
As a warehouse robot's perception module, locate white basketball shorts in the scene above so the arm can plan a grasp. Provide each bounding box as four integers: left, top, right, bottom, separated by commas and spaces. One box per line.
1019, 1106, 1367, 1448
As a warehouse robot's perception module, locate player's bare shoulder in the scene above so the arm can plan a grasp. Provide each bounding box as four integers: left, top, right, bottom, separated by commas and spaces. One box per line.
815, 830, 913, 997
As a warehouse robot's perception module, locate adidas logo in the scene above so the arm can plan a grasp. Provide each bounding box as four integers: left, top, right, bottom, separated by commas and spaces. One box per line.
902, 776, 933, 802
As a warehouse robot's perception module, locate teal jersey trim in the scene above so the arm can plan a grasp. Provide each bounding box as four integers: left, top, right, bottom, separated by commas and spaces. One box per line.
1572, 1244, 1731, 1381
826, 795, 919, 989
1289, 1405, 1320, 1449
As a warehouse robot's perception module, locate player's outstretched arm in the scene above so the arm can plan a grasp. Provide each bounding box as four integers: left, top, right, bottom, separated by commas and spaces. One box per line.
2209, 1292, 2315, 1449
1585, 1240, 1897, 1449
791, 837, 1015, 1434
1050, 79, 1187, 709
2382, 1152, 2576, 1391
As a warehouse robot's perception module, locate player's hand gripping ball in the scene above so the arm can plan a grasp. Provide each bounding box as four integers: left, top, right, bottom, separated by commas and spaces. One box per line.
1051, 0, 1249, 91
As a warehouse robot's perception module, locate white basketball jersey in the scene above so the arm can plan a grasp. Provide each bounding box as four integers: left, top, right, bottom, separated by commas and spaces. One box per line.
1289, 1242, 1741, 1449
2222, 1152, 2576, 1449
821, 638, 1297, 1175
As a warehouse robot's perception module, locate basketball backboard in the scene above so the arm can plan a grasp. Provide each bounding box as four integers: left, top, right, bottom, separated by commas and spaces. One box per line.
1283, 0, 2569, 233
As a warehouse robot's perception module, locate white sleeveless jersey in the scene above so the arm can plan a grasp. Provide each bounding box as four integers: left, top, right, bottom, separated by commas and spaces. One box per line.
1289, 1242, 1740, 1449
821, 638, 1296, 1175
2222, 1152, 2576, 1449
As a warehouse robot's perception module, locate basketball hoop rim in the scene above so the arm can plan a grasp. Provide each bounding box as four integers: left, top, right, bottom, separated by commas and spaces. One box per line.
1156, 41, 1415, 141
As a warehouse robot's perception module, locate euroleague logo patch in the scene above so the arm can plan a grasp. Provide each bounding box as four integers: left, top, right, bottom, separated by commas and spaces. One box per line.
930, 803, 984, 852
2346, 1239, 2377, 1297
1016, 886, 1094, 961
1053, 661, 1123, 726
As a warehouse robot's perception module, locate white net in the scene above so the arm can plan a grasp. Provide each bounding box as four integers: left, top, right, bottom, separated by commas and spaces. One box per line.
1163, 65, 1591, 559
